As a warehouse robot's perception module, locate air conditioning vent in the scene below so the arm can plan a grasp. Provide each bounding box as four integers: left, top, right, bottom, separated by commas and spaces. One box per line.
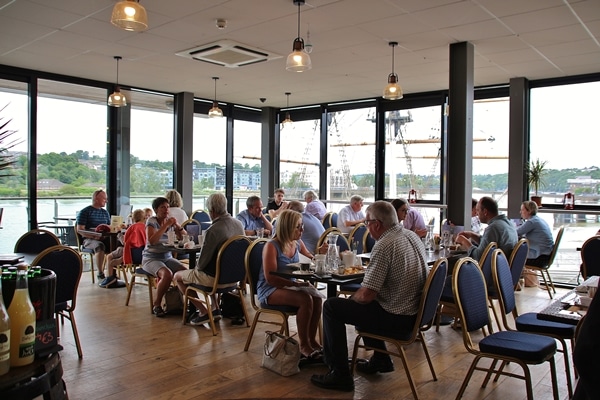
176, 40, 282, 68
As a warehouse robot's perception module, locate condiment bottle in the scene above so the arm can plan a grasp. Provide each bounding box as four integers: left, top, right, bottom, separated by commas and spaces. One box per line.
0, 277, 10, 375
7, 265, 36, 367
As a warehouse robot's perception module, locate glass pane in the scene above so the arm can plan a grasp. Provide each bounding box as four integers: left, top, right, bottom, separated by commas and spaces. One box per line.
233, 119, 261, 216
326, 107, 375, 212
129, 90, 175, 211
0, 79, 29, 253
472, 97, 509, 208
192, 114, 226, 211
279, 118, 320, 200
36, 80, 108, 233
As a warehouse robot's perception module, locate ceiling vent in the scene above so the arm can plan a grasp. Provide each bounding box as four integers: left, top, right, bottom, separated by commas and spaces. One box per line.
176, 40, 282, 68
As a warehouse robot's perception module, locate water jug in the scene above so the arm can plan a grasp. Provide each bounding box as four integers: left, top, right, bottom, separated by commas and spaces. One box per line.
326, 232, 340, 273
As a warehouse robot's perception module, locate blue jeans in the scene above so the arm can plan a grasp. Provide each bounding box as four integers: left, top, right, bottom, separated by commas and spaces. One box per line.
322, 297, 416, 373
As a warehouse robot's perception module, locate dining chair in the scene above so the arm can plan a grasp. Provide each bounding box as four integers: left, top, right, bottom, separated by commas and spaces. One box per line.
435, 242, 497, 331
243, 238, 299, 351
350, 258, 448, 400
492, 248, 575, 398
190, 209, 211, 224
508, 238, 529, 290
124, 248, 156, 314
348, 223, 368, 254
14, 228, 61, 254
116, 246, 144, 291
525, 225, 564, 299
182, 219, 201, 244
182, 235, 250, 335
315, 227, 348, 253
452, 257, 560, 400
321, 212, 334, 229
74, 225, 97, 284
580, 235, 600, 280
32, 245, 84, 359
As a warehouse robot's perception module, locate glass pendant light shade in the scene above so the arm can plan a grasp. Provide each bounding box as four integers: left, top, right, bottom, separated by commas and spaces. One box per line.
282, 92, 293, 127
383, 73, 403, 100
208, 77, 223, 118
108, 56, 127, 107
382, 41, 403, 100
286, 0, 311, 72
108, 88, 127, 107
111, 0, 148, 32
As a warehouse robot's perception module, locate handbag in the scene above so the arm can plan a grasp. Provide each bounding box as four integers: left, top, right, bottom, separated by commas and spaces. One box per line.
261, 331, 301, 376
161, 286, 183, 315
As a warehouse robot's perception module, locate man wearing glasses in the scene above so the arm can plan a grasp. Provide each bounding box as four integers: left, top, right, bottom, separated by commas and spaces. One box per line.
311, 201, 427, 392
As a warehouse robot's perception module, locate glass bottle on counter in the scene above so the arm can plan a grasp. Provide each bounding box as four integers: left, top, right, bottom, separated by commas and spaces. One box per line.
7, 265, 36, 367
0, 277, 10, 375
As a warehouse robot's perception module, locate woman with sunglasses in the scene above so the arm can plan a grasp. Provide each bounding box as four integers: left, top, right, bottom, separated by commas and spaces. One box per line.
257, 209, 323, 363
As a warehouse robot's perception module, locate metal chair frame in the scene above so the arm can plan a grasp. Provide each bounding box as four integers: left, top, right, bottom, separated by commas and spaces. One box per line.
525, 226, 564, 299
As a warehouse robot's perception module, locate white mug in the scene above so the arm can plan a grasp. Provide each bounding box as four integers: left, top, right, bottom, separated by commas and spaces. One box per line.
343, 252, 356, 267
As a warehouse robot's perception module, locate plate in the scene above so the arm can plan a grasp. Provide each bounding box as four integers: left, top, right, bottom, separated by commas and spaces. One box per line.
292, 270, 313, 276
332, 271, 365, 279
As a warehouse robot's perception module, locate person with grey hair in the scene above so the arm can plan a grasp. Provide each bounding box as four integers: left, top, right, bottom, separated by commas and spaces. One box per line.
174, 193, 244, 325
287, 200, 325, 253
236, 195, 273, 236
311, 201, 427, 391
76, 189, 111, 281
337, 195, 365, 234
303, 190, 327, 220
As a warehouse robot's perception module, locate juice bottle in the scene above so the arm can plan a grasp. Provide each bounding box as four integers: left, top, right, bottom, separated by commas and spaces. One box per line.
7, 265, 36, 367
0, 278, 10, 375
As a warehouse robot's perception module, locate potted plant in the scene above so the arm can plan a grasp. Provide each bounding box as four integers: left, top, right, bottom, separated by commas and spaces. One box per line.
527, 158, 547, 207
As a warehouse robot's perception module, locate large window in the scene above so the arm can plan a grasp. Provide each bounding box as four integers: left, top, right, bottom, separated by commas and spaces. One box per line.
192, 113, 226, 211
0, 79, 29, 253
129, 90, 175, 211
279, 118, 320, 200
326, 107, 375, 211
36, 79, 108, 226
233, 119, 261, 215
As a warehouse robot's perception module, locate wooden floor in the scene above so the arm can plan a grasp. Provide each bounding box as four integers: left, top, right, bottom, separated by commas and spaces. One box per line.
56, 276, 574, 400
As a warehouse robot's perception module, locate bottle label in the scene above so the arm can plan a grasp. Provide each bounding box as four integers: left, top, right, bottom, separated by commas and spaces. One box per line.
0, 329, 9, 353
0, 352, 8, 362
18, 326, 35, 359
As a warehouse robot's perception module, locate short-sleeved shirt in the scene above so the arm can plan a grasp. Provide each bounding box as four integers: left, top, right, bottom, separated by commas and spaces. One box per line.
305, 200, 327, 221
337, 205, 365, 234
76, 205, 110, 230
300, 212, 325, 253
236, 209, 268, 232
266, 200, 283, 213
361, 224, 428, 315
142, 216, 174, 262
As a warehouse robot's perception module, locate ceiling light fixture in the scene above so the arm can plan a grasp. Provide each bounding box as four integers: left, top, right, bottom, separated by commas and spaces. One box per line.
282, 92, 293, 127
383, 41, 403, 100
286, 0, 311, 72
111, 0, 148, 32
208, 77, 223, 118
108, 56, 127, 107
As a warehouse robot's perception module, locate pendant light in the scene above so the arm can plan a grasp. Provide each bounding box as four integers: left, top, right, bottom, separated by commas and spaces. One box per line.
286, 0, 312, 72
108, 56, 127, 107
111, 0, 148, 32
282, 92, 293, 127
208, 77, 223, 118
383, 41, 403, 100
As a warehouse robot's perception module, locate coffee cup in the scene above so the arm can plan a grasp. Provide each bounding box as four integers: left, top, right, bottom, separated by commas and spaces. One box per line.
343, 252, 356, 267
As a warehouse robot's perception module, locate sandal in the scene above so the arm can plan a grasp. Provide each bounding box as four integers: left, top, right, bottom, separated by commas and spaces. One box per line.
299, 350, 324, 367
153, 306, 166, 318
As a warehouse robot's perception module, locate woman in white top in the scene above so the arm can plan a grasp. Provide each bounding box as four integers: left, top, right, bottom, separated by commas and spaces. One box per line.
165, 189, 188, 225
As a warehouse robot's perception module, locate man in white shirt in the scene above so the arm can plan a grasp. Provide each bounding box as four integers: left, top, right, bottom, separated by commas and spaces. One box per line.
337, 195, 365, 234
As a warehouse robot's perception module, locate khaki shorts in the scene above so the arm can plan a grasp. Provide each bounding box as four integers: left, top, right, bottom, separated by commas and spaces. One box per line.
181, 269, 236, 289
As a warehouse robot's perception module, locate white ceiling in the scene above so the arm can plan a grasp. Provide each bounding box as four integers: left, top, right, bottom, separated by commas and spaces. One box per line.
1, 0, 599, 109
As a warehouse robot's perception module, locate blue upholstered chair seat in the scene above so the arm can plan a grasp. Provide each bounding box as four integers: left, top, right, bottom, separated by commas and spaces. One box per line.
515, 313, 576, 338
339, 282, 361, 292
479, 330, 556, 362
190, 283, 236, 294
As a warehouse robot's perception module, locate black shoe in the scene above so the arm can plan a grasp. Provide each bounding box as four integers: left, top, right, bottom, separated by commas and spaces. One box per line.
311, 370, 354, 392
356, 357, 394, 374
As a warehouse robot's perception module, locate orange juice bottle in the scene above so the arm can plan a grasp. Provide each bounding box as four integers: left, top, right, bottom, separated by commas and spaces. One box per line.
7, 265, 36, 367
0, 277, 10, 374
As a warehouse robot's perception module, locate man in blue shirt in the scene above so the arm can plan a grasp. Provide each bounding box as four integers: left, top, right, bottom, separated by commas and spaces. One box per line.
236, 195, 273, 236
76, 189, 111, 281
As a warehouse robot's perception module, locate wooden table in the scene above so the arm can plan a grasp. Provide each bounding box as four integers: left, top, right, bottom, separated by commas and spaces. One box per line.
0, 352, 67, 400
78, 229, 121, 252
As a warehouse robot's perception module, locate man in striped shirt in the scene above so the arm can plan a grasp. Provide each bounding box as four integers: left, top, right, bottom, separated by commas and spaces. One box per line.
76, 189, 111, 281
